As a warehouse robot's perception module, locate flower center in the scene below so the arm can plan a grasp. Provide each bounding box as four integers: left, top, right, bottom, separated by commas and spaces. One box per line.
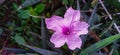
62, 27, 71, 35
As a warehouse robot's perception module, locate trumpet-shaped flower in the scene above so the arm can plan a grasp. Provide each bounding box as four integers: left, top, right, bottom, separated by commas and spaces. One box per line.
45, 7, 89, 50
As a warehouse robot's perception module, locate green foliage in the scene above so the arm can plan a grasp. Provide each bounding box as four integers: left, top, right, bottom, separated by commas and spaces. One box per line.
112, 50, 119, 55
29, 7, 40, 23
29, 7, 37, 15
62, 0, 68, 5
13, 34, 27, 45
80, 34, 120, 55
53, 7, 66, 16
18, 10, 30, 19
21, 20, 27, 26
34, 4, 45, 13
69, 0, 74, 6
32, 18, 40, 23
12, 3, 19, 10
105, 0, 120, 9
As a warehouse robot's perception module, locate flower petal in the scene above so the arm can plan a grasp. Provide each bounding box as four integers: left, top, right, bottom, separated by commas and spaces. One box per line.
64, 7, 80, 25
45, 15, 63, 31
72, 21, 89, 35
66, 35, 82, 50
50, 32, 66, 48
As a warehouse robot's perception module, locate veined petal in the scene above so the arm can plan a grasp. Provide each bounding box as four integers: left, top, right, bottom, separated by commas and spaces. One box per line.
64, 7, 80, 25
72, 21, 89, 35
50, 32, 66, 48
45, 15, 63, 31
66, 35, 82, 50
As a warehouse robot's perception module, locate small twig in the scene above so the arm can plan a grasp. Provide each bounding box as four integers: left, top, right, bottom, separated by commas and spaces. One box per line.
0, 0, 6, 5
99, 21, 114, 37
109, 47, 115, 55
81, 10, 92, 12
99, 0, 120, 33
102, 13, 120, 18
30, 14, 45, 18
65, 5, 68, 9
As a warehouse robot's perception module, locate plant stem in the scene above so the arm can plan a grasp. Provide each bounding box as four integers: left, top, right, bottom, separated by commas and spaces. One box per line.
99, 0, 120, 33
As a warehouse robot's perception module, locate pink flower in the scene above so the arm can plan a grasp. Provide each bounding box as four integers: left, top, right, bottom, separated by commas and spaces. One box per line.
45, 7, 89, 50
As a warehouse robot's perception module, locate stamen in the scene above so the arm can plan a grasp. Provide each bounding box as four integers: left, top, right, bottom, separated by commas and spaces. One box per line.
62, 27, 71, 35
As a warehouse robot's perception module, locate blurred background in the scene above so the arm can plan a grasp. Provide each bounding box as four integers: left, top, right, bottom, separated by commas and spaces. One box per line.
0, 0, 120, 55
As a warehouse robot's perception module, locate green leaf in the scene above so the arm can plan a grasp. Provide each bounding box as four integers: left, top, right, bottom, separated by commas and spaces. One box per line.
34, 4, 45, 13
16, 27, 23, 32
12, 3, 18, 10
62, 0, 68, 5
69, 0, 74, 6
32, 18, 40, 23
29, 7, 40, 23
53, 7, 66, 16
14, 34, 27, 45
82, 0, 91, 10
21, 20, 27, 26
79, 34, 120, 55
91, 0, 98, 7
18, 10, 30, 19
29, 7, 37, 15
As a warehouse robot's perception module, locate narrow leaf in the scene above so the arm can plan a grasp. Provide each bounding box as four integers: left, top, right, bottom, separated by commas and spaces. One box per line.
41, 19, 47, 48
4, 48, 27, 54
88, 3, 98, 26
25, 45, 59, 55
18, 0, 41, 9
80, 34, 120, 55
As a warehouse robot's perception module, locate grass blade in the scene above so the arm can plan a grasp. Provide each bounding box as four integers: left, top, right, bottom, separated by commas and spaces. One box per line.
79, 34, 120, 55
